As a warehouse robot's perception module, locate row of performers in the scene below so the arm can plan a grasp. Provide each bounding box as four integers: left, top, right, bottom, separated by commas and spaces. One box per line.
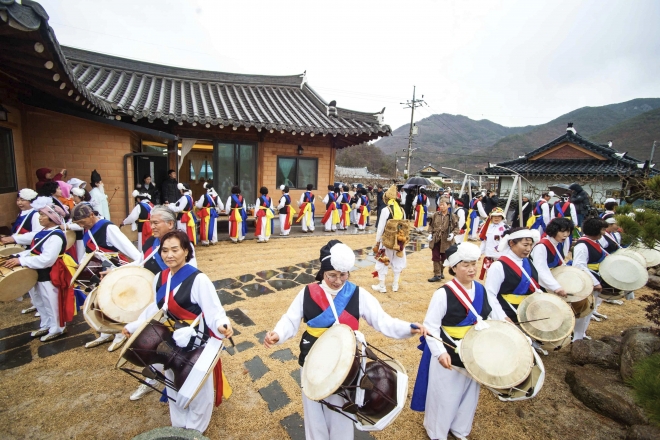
2, 188, 616, 439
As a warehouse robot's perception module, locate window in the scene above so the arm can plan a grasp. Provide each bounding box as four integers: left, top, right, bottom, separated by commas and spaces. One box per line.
213, 142, 257, 205
0, 127, 17, 194
190, 160, 213, 181
276, 157, 318, 189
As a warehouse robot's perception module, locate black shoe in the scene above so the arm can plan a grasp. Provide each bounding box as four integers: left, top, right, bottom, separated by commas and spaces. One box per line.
440, 273, 445, 279
428, 276, 442, 282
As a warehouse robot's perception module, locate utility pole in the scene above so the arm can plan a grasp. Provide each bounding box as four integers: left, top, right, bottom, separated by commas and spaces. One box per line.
401, 86, 425, 179
650, 140, 656, 163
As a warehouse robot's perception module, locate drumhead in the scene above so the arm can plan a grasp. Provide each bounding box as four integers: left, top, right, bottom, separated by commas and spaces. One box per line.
599, 254, 648, 291
460, 320, 534, 389
489, 347, 546, 402
96, 266, 155, 324
83, 288, 124, 333
550, 266, 593, 302
629, 245, 660, 268
0, 266, 38, 302
615, 249, 646, 268
0, 244, 24, 256
302, 324, 357, 401
516, 293, 575, 342
70, 252, 95, 287
65, 230, 76, 250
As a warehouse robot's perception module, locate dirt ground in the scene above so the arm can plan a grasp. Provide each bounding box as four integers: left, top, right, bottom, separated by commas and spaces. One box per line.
0, 233, 652, 440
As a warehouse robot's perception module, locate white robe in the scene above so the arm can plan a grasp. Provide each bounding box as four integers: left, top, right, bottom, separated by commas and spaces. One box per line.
272, 281, 413, 440
422, 282, 499, 440
196, 193, 221, 244
571, 240, 601, 340
277, 195, 292, 235
468, 201, 487, 240
17, 227, 66, 334
126, 270, 230, 433
478, 222, 507, 259
374, 205, 407, 279
530, 237, 570, 293
89, 186, 111, 220
11, 209, 43, 244
122, 204, 144, 251
169, 193, 193, 236
255, 197, 273, 241
550, 201, 578, 222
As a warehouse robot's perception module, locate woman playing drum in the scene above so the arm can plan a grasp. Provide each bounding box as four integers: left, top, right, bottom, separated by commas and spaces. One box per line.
263, 240, 427, 440
2, 197, 74, 341
411, 242, 499, 440
530, 218, 574, 298
122, 230, 233, 433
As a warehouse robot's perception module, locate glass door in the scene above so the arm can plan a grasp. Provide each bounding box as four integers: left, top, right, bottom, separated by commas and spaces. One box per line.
214, 142, 257, 205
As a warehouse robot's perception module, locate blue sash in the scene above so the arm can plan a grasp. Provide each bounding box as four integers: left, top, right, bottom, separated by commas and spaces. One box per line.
146, 237, 167, 271
82, 219, 111, 251
184, 195, 197, 222
139, 201, 152, 215
156, 264, 198, 303
411, 283, 486, 412
232, 194, 248, 236
306, 281, 357, 329
260, 195, 275, 231
304, 192, 315, 213
12, 211, 35, 234
512, 258, 535, 295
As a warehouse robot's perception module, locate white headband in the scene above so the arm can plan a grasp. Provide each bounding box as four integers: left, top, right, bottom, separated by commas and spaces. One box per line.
19, 188, 38, 201
444, 242, 482, 267
498, 229, 540, 254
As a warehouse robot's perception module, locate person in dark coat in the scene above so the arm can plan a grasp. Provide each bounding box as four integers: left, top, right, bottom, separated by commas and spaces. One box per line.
483, 191, 499, 215
512, 195, 532, 228
404, 187, 416, 219
35, 168, 66, 192
138, 174, 160, 204
375, 184, 385, 226
160, 170, 179, 204
569, 183, 590, 226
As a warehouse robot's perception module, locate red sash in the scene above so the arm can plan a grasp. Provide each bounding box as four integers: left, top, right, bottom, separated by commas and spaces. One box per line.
308, 283, 359, 330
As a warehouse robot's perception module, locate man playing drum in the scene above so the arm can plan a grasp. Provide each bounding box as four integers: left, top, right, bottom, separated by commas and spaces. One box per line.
1, 188, 43, 314
412, 242, 499, 440
2, 197, 74, 341
484, 228, 548, 355
263, 240, 427, 440
572, 217, 608, 340
71, 203, 142, 351
530, 218, 574, 298
123, 230, 233, 434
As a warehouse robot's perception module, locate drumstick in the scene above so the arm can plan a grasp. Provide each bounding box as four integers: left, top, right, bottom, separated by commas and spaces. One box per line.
515, 317, 549, 325
223, 324, 235, 347
410, 324, 455, 349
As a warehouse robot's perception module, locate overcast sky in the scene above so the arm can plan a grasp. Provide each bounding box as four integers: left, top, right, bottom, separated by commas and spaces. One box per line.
40, 0, 660, 130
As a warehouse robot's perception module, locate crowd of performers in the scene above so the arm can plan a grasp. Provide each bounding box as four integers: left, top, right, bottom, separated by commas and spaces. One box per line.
0, 174, 643, 440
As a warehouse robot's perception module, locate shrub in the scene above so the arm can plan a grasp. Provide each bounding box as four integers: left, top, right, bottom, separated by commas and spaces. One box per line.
627, 352, 660, 426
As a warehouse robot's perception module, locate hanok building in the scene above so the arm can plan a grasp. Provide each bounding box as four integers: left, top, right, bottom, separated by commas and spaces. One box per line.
485, 124, 656, 203
0, 0, 390, 229
414, 164, 453, 184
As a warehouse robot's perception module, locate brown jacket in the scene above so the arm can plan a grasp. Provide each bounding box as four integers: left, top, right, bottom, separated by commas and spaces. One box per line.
428, 211, 459, 253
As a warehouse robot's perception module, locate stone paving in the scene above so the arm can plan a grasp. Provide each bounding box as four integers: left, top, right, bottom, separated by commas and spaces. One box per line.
0, 232, 429, 439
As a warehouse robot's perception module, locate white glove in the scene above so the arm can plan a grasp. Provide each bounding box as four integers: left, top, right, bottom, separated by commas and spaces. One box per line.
173, 326, 197, 348
427, 234, 432, 241
447, 233, 454, 241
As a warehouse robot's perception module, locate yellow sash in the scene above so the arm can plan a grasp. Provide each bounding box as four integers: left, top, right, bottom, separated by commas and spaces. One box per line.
387, 199, 404, 219
258, 206, 274, 236
587, 263, 600, 271
306, 326, 327, 338
501, 293, 528, 305
296, 202, 312, 223
441, 325, 471, 339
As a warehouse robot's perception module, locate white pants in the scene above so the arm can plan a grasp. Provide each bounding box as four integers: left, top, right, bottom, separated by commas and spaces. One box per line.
469, 217, 481, 240
28, 286, 47, 330
36, 281, 65, 334
302, 214, 315, 232
165, 369, 214, 433
350, 208, 357, 225
424, 361, 479, 440
176, 220, 187, 234
375, 248, 407, 281
279, 214, 291, 235
137, 232, 143, 252
302, 392, 354, 440
75, 240, 85, 265
257, 217, 271, 242
324, 216, 336, 232
573, 291, 599, 341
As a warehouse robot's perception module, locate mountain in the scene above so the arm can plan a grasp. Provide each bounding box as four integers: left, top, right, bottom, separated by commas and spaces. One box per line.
371, 114, 535, 174
473, 98, 660, 164
590, 107, 660, 162
337, 98, 660, 178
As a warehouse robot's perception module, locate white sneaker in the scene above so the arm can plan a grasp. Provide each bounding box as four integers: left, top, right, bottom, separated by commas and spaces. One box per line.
108, 334, 127, 352
130, 383, 156, 401
85, 334, 114, 348
533, 344, 549, 356
30, 328, 49, 337
593, 311, 608, 319
21, 306, 36, 314
392, 284, 399, 292
584, 335, 592, 340
35, 312, 40, 317
604, 299, 623, 305
371, 284, 386, 293
40, 329, 67, 342
591, 315, 601, 322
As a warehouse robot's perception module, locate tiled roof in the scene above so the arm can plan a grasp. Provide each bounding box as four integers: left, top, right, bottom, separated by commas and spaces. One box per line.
485, 131, 656, 176
334, 166, 386, 179
63, 48, 389, 136
0, 1, 391, 139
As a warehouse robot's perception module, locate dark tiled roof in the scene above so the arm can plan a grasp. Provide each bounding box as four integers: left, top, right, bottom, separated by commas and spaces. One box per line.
63, 48, 389, 136
0, 1, 390, 138
485, 131, 656, 176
